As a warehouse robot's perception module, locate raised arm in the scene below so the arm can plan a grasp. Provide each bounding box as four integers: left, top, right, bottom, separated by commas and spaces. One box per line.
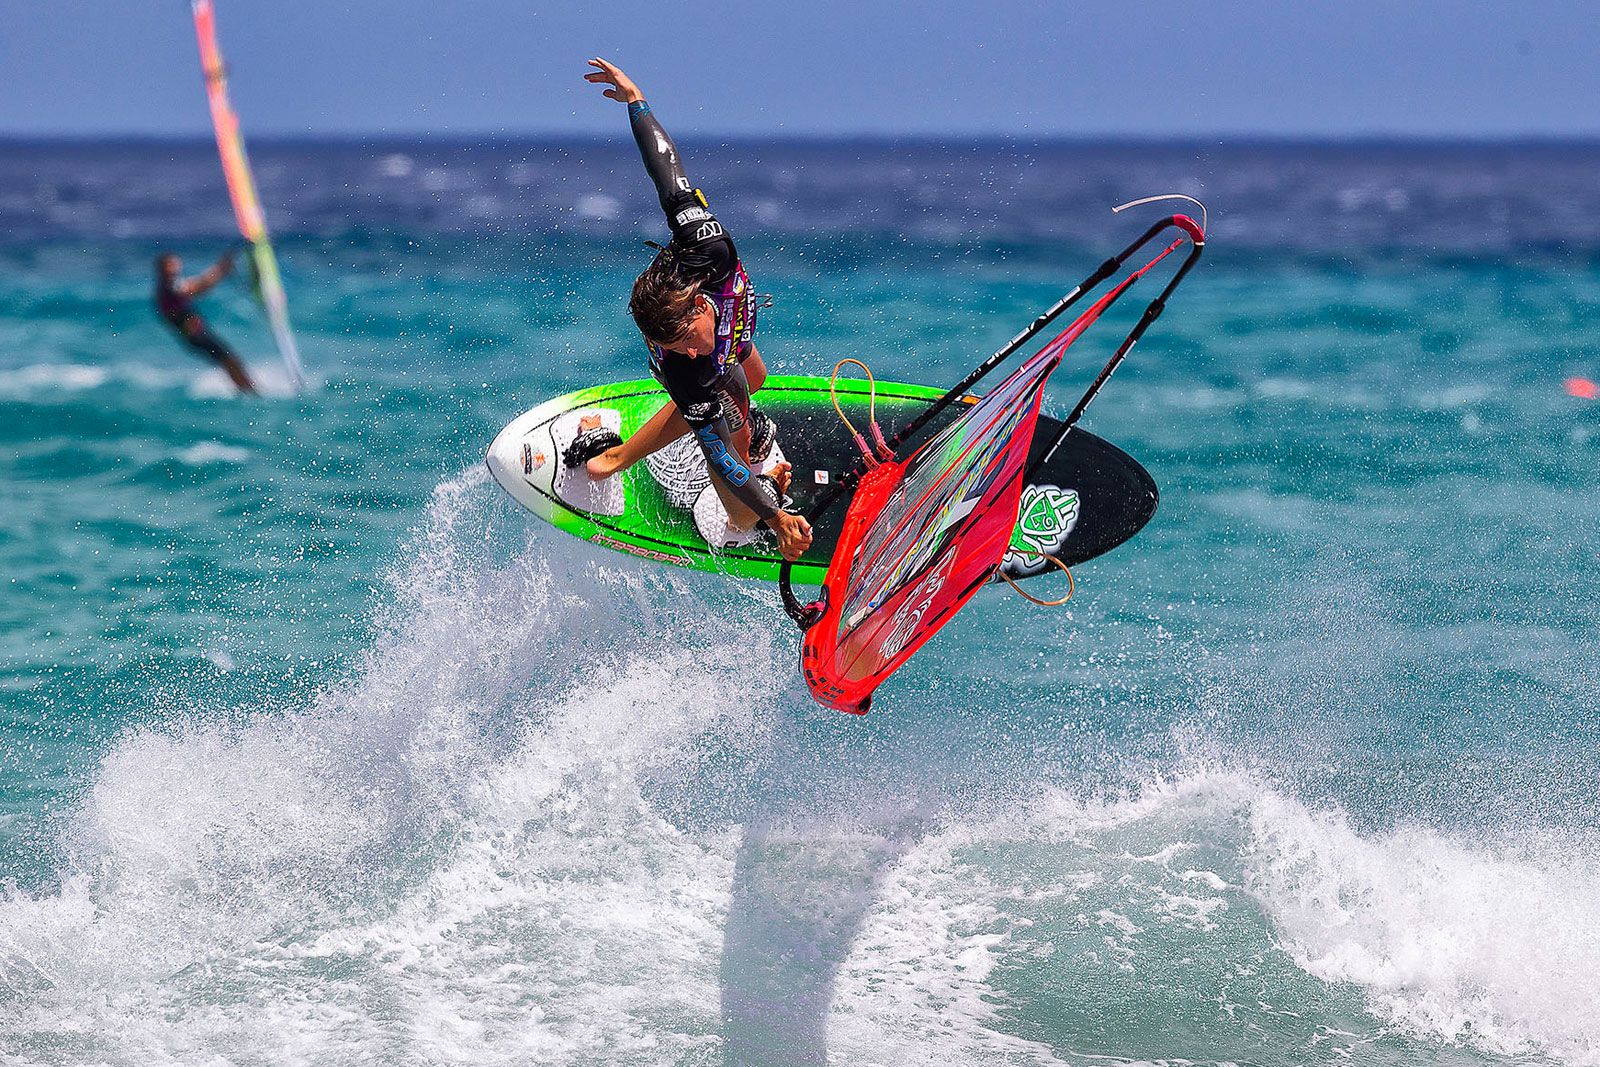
181, 248, 236, 298
585, 57, 734, 280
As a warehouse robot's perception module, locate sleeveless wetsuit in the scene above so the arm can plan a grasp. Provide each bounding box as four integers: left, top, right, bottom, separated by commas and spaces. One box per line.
628, 100, 779, 522
155, 281, 239, 368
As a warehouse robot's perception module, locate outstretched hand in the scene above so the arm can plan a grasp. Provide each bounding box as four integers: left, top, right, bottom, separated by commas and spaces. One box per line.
584, 57, 643, 105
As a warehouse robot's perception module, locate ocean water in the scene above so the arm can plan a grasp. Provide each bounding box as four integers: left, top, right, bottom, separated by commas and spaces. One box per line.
1, 138, 1598, 1066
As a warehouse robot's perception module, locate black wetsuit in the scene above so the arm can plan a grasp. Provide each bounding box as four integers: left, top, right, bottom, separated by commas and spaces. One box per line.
155, 280, 239, 368
629, 100, 779, 522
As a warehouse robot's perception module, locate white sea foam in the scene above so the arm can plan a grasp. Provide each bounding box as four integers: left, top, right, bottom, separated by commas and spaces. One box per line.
1245, 787, 1600, 1065
187, 360, 306, 400
1000, 771, 1600, 1066
376, 154, 415, 180
0, 469, 770, 1064
0, 360, 305, 400
174, 442, 250, 466
2, 472, 1595, 1066
575, 193, 622, 222
0, 362, 111, 394
828, 829, 1073, 1066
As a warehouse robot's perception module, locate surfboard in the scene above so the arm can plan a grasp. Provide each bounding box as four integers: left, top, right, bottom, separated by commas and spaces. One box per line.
485, 375, 1158, 585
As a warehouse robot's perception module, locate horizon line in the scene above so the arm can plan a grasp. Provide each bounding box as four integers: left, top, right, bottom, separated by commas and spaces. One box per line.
5, 131, 1600, 148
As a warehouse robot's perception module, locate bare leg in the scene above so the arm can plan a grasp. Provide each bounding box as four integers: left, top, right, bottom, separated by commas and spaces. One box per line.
187, 327, 257, 395
587, 400, 690, 479
219, 355, 258, 395
770, 463, 793, 497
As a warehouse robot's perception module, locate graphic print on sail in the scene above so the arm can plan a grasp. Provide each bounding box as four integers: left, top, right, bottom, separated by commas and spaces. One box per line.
191, 0, 307, 391
782, 214, 1205, 714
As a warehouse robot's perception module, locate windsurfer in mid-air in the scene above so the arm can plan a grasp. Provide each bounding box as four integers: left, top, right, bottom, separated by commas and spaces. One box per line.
153, 249, 257, 395
567, 57, 812, 562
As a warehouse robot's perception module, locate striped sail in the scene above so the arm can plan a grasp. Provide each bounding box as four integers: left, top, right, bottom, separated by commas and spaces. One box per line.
191, 0, 306, 391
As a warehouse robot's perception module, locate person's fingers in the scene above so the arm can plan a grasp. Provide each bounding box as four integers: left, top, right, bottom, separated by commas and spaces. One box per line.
585, 59, 622, 84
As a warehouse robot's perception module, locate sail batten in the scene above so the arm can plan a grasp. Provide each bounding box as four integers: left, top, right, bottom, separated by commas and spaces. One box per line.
792, 226, 1201, 714
798, 341, 1063, 713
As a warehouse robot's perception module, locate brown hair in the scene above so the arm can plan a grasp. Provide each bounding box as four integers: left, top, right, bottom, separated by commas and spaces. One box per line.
629, 256, 702, 346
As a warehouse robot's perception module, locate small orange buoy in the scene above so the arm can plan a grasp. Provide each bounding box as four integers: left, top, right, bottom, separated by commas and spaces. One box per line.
1565, 377, 1598, 400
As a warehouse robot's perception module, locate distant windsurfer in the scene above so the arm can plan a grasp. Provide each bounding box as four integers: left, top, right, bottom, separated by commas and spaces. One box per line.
570, 58, 812, 561
154, 250, 257, 395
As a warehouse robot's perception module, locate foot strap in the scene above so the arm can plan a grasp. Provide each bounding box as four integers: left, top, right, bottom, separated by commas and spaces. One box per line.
748, 409, 777, 464
561, 427, 623, 469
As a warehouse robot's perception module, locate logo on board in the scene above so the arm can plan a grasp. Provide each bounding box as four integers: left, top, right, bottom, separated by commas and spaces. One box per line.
1017, 485, 1079, 554
1003, 485, 1080, 579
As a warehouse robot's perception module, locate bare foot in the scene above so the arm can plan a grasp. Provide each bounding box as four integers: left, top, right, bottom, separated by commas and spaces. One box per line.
586, 447, 625, 480
771, 462, 794, 497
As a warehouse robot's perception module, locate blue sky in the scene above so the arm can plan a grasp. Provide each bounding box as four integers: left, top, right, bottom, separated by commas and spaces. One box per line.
1, 1, 1592, 138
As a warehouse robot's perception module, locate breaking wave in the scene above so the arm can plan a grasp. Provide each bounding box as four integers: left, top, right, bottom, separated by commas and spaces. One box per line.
1, 471, 1596, 1066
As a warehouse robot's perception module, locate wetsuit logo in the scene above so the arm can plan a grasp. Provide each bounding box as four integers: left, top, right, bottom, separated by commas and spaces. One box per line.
694, 424, 750, 486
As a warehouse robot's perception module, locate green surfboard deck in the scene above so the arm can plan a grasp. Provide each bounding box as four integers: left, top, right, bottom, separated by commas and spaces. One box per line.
486, 375, 1158, 585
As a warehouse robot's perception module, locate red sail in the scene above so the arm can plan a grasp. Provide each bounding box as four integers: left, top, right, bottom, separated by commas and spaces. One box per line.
794, 224, 1199, 714
800, 338, 1064, 714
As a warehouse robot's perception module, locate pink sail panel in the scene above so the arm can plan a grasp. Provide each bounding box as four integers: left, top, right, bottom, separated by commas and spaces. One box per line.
797, 243, 1184, 714
800, 342, 1061, 714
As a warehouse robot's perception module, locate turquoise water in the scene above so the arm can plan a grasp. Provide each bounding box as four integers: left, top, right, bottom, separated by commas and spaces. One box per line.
1, 141, 1598, 1065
